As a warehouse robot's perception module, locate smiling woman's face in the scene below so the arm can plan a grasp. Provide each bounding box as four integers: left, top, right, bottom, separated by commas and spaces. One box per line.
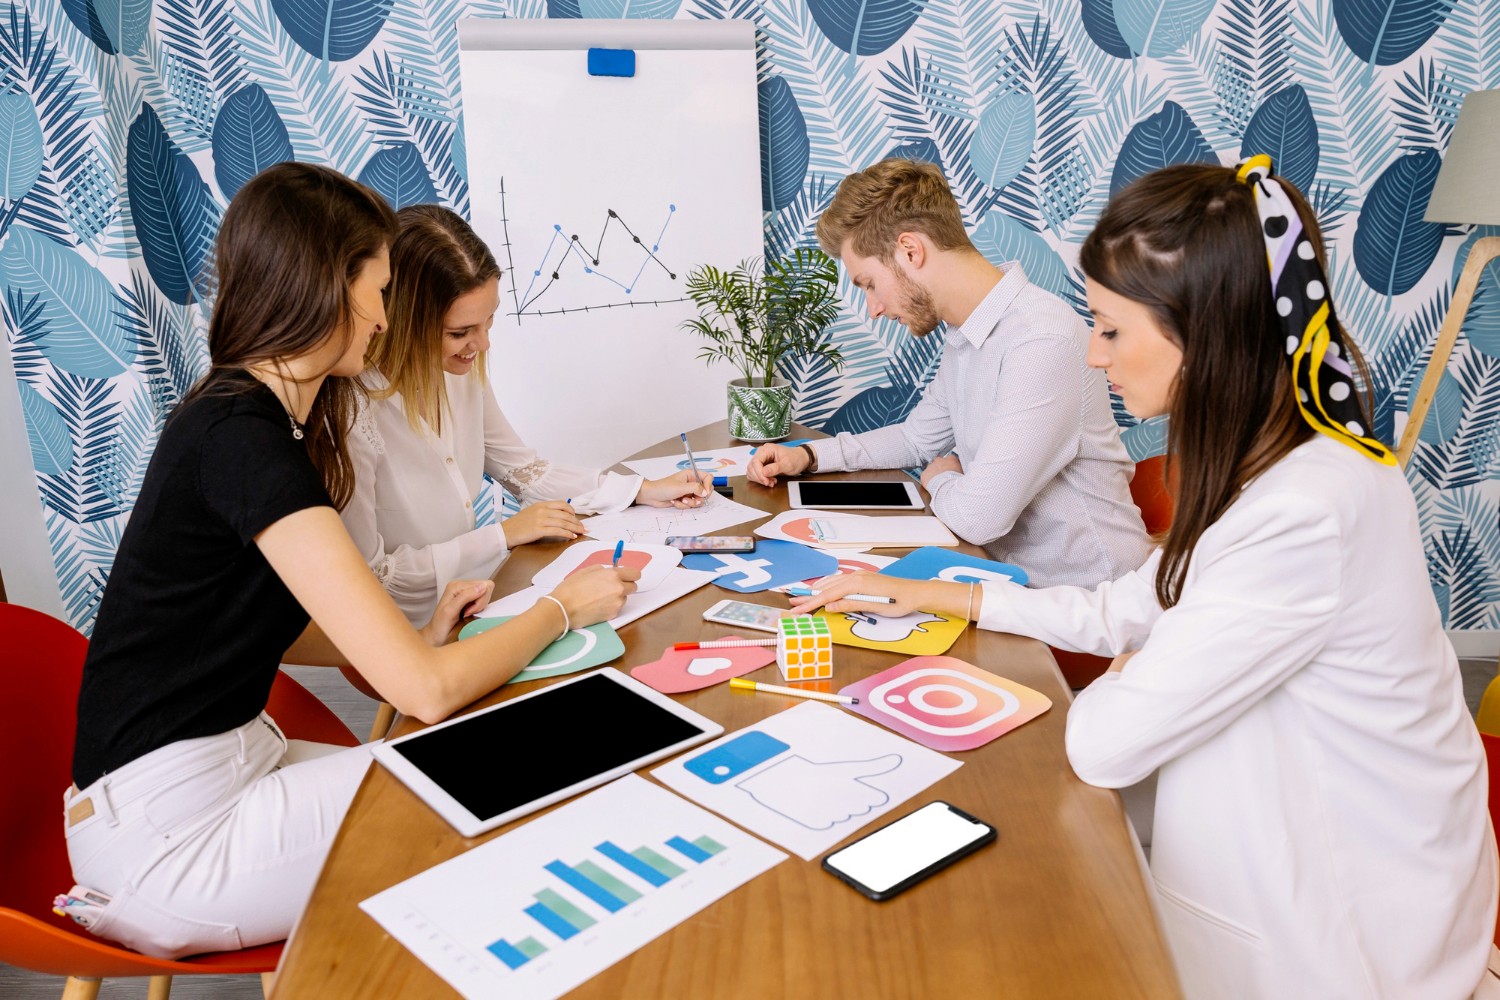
440, 277, 500, 376
1084, 277, 1185, 420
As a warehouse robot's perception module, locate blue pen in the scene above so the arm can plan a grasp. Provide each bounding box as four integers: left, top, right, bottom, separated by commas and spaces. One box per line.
785, 584, 895, 604
611, 540, 624, 567
680, 433, 708, 496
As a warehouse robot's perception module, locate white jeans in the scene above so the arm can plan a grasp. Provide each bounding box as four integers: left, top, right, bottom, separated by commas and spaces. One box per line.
63, 713, 373, 959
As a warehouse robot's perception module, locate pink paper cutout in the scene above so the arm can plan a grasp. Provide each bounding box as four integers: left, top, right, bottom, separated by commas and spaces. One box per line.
631, 636, 776, 694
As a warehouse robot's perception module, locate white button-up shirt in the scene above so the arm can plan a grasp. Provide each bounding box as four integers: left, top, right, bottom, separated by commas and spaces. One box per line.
980, 435, 1497, 998
343, 370, 640, 624
808, 264, 1150, 587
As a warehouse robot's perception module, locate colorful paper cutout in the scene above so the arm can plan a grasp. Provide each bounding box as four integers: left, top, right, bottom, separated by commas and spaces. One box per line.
630, 635, 776, 694
839, 656, 1051, 751
531, 540, 681, 592
881, 546, 1028, 586
752, 509, 872, 552
819, 608, 967, 656
769, 552, 898, 593
458, 617, 624, 683
681, 539, 836, 593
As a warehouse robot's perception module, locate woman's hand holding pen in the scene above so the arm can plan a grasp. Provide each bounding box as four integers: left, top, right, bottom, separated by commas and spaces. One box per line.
786, 571, 968, 619
636, 470, 713, 509
550, 565, 641, 627
502, 500, 586, 546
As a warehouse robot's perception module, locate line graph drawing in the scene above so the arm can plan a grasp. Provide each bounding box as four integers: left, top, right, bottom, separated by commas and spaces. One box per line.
498, 178, 687, 321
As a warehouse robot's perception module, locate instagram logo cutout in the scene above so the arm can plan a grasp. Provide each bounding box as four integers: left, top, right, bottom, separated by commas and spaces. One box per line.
840, 656, 1051, 751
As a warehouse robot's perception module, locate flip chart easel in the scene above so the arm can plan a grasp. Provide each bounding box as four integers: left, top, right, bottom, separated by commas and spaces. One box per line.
458, 19, 762, 471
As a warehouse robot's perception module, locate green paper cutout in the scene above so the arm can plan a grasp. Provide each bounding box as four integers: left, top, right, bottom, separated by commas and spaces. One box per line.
458, 616, 624, 683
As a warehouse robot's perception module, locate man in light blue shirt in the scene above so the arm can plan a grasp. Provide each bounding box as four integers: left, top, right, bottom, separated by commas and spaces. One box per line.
748, 159, 1150, 587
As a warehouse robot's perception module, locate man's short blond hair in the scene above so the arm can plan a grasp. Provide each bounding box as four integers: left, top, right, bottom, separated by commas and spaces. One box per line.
815, 159, 974, 261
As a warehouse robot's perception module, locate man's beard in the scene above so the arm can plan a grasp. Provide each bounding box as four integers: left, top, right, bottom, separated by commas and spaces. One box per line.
895, 268, 941, 337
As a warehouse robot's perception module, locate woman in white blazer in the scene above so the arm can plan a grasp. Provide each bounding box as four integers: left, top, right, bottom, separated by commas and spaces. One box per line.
343, 205, 710, 624
789, 158, 1498, 998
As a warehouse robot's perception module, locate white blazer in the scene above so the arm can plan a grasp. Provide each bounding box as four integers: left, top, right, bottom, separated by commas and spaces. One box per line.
343, 370, 640, 624
980, 436, 1497, 999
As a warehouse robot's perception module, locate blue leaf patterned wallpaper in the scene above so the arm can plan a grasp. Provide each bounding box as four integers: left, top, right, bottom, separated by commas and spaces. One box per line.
3, 0, 1498, 636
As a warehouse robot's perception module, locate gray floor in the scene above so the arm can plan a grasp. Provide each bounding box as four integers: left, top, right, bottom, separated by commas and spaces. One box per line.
5, 659, 1498, 999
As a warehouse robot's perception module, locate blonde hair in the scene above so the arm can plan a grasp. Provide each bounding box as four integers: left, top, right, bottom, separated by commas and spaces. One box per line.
815, 159, 974, 261
369, 205, 500, 435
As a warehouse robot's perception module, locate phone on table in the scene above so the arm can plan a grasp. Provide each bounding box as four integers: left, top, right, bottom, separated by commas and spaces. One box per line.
822, 801, 996, 901
701, 599, 786, 633
667, 535, 756, 553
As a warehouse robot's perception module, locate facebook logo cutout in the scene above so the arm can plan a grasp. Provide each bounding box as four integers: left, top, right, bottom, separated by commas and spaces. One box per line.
682, 539, 838, 593
880, 546, 1029, 587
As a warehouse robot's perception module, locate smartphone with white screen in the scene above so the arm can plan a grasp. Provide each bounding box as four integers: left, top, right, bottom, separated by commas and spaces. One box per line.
786, 479, 924, 510
701, 599, 786, 633
667, 535, 756, 552
822, 801, 996, 900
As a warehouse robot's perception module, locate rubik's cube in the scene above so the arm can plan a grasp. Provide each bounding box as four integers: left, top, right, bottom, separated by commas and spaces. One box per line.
777, 615, 833, 682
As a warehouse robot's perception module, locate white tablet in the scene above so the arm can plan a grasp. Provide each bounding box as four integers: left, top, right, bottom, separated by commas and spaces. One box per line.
787, 479, 924, 510
371, 668, 723, 837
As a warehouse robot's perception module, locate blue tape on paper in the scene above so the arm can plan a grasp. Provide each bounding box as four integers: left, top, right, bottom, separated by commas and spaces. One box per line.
588, 48, 635, 77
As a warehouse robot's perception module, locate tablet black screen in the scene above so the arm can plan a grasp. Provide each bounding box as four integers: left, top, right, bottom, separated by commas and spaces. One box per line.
796, 481, 919, 507
389, 674, 707, 821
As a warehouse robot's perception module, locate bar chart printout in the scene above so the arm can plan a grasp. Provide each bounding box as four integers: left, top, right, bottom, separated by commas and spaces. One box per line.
361, 776, 785, 1000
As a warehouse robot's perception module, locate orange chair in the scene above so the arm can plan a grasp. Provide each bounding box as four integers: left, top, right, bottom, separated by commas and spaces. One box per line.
1052, 455, 1175, 688
0, 602, 360, 999
1481, 729, 1500, 949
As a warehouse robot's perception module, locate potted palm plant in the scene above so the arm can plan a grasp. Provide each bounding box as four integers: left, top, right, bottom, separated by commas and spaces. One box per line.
681, 247, 844, 442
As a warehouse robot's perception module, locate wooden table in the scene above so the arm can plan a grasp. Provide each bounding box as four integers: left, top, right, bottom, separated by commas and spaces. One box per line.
273, 423, 1181, 999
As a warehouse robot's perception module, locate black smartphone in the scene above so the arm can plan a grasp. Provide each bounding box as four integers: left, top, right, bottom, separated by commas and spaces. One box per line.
821, 802, 996, 901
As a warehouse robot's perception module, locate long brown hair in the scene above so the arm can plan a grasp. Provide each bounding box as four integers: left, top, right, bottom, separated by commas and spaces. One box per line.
182, 162, 397, 509
369, 204, 500, 436
1079, 163, 1375, 608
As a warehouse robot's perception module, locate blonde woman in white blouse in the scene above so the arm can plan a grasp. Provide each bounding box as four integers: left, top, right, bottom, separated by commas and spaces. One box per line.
788, 160, 1497, 999
344, 205, 710, 624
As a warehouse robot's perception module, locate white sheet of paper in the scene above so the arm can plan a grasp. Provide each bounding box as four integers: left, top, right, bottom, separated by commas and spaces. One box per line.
621, 445, 757, 481
474, 585, 548, 620
652, 702, 961, 860
581, 493, 767, 545
361, 775, 785, 1000
473, 568, 716, 630
608, 567, 718, 629
530, 541, 681, 592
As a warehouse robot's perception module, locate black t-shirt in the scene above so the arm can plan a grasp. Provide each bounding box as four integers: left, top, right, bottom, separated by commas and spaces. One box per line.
72, 374, 333, 788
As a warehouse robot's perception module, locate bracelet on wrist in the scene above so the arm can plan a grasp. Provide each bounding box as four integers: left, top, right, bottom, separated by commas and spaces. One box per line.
538, 594, 569, 641
799, 443, 819, 474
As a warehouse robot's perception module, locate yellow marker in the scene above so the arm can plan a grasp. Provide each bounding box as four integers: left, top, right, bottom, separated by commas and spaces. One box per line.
728, 676, 857, 705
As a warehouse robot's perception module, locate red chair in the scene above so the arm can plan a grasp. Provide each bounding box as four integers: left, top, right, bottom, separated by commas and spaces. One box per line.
1052, 455, 1175, 688
0, 602, 360, 999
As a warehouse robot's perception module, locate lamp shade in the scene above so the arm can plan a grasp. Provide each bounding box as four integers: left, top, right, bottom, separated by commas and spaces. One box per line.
1426, 89, 1500, 225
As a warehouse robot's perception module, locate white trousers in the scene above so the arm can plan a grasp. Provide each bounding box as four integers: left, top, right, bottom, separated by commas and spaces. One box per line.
63, 713, 373, 959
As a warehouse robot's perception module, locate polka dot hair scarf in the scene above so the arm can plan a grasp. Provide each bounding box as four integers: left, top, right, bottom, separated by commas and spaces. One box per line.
1236, 155, 1396, 466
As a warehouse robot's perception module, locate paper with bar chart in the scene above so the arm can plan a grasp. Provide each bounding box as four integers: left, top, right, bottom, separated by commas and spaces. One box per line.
361, 775, 784, 1000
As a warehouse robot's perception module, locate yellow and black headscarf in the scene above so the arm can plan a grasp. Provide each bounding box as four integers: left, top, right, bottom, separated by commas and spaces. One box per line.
1236, 155, 1396, 465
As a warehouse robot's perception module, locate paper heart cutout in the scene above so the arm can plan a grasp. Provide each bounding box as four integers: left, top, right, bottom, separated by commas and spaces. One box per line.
686, 656, 734, 677
630, 638, 776, 694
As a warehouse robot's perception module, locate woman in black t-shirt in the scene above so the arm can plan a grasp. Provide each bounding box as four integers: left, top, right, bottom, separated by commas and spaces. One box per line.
64, 162, 639, 959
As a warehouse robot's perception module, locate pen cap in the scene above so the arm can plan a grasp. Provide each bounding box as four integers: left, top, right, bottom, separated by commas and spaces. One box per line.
712, 476, 729, 486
